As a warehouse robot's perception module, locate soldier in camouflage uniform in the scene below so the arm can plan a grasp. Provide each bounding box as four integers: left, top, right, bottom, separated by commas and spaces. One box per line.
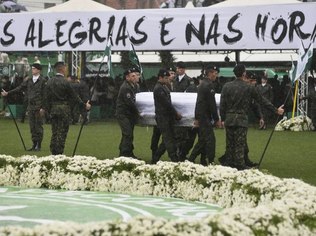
188, 65, 221, 166
152, 69, 182, 164
41, 62, 91, 155
1, 63, 46, 151
220, 64, 284, 170
115, 68, 140, 159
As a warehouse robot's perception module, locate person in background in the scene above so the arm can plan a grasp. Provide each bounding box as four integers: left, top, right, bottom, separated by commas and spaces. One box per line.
173, 61, 191, 93
152, 69, 182, 164
115, 68, 140, 159
220, 64, 284, 170
1, 63, 46, 151
33, 55, 41, 64
41, 62, 91, 155
301, 78, 316, 130
257, 75, 274, 129
188, 65, 221, 166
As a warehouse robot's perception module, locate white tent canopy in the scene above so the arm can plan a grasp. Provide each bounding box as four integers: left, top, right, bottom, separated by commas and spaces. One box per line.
39, 0, 115, 13
209, 0, 302, 7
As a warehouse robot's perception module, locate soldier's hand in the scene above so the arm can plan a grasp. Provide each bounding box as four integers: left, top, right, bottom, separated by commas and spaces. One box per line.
175, 112, 182, 120
1, 89, 8, 97
277, 105, 284, 116
193, 119, 199, 128
259, 118, 265, 129
39, 108, 45, 117
215, 120, 221, 128
85, 100, 91, 111
221, 121, 225, 129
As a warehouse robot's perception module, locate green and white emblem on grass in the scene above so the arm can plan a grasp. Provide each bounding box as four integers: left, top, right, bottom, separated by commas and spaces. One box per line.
0, 187, 221, 228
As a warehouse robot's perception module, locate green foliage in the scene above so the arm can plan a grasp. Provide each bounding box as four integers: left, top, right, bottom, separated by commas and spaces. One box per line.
120, 51, 133, 70
297, 215, 316, 230
0, 158, 6, 168
158, 51, 175, 68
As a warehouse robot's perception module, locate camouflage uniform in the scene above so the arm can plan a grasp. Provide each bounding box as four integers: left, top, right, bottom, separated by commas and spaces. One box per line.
43, 74, 85, 155
152, 81, 179, 163
69, 80, 81, 124
7, 76, 46, 149
189, 78, 219, 165
115, 80, 139, 157
220, 78, 277, 169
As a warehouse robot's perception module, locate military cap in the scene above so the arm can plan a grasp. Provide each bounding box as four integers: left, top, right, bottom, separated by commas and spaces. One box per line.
54, 61, 66, 69
31, 63, 42, 71
246, 71, 255, 80
124, 68, 135, 77
130, 67, 140, 73
205, 64, 220, 73
157, 69, 170, 77
167, 66, 176, 72
176, 61, 186, 68
233, 64, 246, 77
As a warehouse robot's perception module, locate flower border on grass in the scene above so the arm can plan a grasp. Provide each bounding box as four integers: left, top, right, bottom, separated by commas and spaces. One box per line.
275, 115, 314, 131
0, 155, 316, 236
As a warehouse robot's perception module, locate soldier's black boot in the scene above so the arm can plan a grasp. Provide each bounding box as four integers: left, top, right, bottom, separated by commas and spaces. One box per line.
27, 142, 37, 151
34, 141, 41, 151
188, 155, 196, 163
244, 154, 258, 168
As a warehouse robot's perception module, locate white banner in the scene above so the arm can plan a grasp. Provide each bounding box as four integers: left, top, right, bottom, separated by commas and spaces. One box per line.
0, 3, 315, 51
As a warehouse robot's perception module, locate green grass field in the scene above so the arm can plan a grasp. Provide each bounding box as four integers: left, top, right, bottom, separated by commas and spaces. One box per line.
0, 117, 315, 186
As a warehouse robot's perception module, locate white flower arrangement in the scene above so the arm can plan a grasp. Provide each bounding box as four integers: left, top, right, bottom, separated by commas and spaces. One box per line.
0, 155, 316, 235
275, 115, 314, 131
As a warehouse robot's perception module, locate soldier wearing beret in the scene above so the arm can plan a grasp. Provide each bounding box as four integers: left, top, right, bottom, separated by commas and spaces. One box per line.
151, 69, 182, 164
220, 64, 284, 170
188, 65, 221, 165
1, 63, 46, 151
41, 62, 91, 155
115, 68, 140, 159
150, 66, 176, 160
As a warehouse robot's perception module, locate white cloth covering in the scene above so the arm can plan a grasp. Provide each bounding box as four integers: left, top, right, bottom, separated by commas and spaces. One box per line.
136, 92, 220, 127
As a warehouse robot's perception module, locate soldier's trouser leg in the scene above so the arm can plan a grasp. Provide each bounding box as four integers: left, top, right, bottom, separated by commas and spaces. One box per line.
225, 126, 247, 168
156, 116, 178, 162
29, 110, 43, 146
180, 128, 198, 161
150, 126, 161, 155
50, 114, 70, 155
151, 142, 166, 164
188, 138, 202, 163
117, 115, 134, 157
198, 119, 215, 164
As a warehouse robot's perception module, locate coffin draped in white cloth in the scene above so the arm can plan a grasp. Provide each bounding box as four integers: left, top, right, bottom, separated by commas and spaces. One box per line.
136, 92, 221, 127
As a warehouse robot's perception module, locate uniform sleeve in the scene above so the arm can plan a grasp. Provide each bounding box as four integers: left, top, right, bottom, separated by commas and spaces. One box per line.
220, 85, 227, 121
122, 86, 139, 116
7, 79, 27, 95
209, 86, 219, 122
155, 86, 177, 115
67, 82, 85, 108
252, 86, 277, 114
